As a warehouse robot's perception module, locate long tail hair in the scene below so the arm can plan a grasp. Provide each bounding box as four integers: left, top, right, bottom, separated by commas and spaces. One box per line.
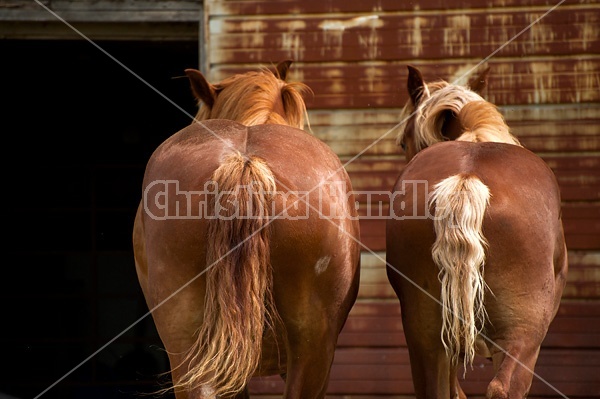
429, 173, 490, 369
173, 151, 278, 397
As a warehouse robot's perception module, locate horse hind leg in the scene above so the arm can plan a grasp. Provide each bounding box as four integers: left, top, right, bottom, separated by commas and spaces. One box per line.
486, 341, 541, 399
282, 322, 337, 399
276, 291, 346, 399
450, 363, 467, 399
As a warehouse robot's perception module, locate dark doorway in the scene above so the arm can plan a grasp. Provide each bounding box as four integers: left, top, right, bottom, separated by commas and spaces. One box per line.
2, 39, 198, 399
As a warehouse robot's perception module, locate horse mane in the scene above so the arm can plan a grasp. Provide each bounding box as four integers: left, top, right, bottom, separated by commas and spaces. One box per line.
196, 67, 312, 130
396, 80, 520, 151
456, 101, 521, 145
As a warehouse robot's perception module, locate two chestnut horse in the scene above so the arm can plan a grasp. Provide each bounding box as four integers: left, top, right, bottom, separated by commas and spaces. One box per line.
133, 61, 361, 398
386, 66, 568, 398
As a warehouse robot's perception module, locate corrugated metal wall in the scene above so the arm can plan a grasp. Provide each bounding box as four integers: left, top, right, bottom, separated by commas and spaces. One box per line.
204, 0, 599, 397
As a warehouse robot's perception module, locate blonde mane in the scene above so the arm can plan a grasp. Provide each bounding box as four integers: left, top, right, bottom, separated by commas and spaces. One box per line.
397, 80, 520, 151
456, 101, 521, 145
195, 68, 311, 130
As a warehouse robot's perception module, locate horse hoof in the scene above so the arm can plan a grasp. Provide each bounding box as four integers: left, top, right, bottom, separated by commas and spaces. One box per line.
486, 378, 509, 399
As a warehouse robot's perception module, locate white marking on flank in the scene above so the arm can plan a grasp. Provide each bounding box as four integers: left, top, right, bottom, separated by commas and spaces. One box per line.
315, 256, 331, 275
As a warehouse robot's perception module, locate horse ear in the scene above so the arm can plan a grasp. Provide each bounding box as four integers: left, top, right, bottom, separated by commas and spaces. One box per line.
407, 65, 426, 106
184, 68, 216, 108
468, 66, 490, 94
275, 59, 293, 81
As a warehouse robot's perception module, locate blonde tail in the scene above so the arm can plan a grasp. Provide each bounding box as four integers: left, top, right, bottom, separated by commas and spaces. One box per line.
174, 151, 277, 397
429, 173, 490, 369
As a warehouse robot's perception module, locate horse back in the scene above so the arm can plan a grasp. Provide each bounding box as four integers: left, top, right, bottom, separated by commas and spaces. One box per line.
395, 141, 563, 224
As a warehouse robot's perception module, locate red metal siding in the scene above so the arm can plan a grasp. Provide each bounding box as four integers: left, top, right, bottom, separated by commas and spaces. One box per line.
205, 0, 600, 396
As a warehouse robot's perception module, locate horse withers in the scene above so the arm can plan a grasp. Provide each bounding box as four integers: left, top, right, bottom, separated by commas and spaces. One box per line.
386, 65, 568, 398
133, 61, 361, 398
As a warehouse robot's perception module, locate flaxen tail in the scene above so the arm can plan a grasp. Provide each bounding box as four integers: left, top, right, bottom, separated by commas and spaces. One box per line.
174, 151, 277, 397
429, 173, 490, 369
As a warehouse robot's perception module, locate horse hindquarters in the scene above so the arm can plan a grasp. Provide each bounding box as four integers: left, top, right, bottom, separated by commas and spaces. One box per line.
133, 201, 149, 303
387, 143, 567, 398
481, 193, 567, 398
273, 209, 360, 398
468, 147, 566, 398
160, 151, 279, 398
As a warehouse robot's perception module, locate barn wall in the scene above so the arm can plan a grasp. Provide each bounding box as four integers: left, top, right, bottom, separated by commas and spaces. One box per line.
0, 0, 201, 40
205, 0, 600, 397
